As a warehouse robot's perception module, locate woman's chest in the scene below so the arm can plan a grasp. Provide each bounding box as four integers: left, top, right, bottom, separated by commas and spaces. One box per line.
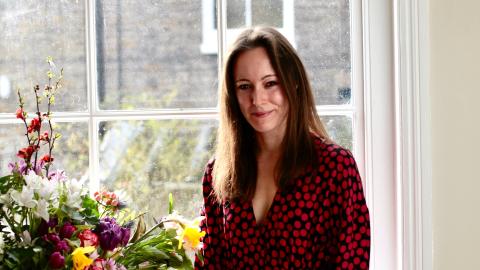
221, 179, 332, 268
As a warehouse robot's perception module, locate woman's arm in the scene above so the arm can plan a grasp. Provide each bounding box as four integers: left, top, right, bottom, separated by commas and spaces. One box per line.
319, 148, 371, 270
194, 160, 226, 270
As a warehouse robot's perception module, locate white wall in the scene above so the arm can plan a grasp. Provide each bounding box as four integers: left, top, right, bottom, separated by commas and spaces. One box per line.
430, 0, 480, 269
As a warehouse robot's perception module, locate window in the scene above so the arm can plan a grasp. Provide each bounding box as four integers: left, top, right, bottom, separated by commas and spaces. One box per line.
201, 0, 295, 54
0, 1, 407, 269
0, 0, 219, 221
0, 0, 355, 220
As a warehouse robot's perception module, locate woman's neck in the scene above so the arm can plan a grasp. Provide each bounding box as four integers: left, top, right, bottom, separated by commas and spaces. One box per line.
256, 132, 283, 155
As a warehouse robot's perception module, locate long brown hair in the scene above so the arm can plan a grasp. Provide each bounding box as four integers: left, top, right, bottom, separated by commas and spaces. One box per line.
213, 26, 329, 202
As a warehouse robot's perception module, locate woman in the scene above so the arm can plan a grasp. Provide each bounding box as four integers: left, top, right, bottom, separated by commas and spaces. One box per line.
195, 27, 370, 269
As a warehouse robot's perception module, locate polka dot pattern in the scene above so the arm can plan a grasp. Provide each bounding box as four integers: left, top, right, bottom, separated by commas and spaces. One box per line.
195, 138, 370, 269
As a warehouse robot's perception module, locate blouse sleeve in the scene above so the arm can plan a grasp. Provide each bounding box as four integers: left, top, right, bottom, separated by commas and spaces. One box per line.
194, 160, 226, 270
324, 149, 371, 270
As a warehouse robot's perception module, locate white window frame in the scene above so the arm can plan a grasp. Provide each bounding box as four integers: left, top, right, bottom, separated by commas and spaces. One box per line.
0, 1, 432, 269
361, 0, 398, 268
394, 0, 432, 269
365, 0, 431, 269
201, 0, 295, 54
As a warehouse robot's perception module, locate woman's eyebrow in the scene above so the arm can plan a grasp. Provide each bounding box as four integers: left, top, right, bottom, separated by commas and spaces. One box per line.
235, 74, 276, 83
235, 79, 250, 84
261, 74, 276, 80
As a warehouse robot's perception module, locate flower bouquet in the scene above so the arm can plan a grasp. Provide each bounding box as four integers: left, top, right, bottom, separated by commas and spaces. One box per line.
0, 58, 204, 269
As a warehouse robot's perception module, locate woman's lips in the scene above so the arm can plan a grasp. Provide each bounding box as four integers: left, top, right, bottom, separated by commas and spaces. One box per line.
251, 110, 272, 118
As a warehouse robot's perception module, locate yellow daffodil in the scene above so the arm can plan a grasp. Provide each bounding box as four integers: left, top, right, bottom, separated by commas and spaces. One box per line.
178, 216, 206, 251
71, 246, 95, 270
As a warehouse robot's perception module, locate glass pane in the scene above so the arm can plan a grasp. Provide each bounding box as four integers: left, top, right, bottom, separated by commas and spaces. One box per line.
252, 0, 283, 27
97, 0, 218, 110
0, 0, 87, 113
227, 0, 246, 28
0, 122, 89, 180
321, 115, 352, 151
98, 119, 217, 221
296, 0, 351, 105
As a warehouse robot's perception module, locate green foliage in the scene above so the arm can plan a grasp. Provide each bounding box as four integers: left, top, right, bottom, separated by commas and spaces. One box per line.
0, 174, 23, 194
117, 228, 193, 270
1, 245, 48, 270
80, 195, 100, 224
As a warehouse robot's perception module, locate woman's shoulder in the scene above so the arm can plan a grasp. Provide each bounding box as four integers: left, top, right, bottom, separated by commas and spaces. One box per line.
311, 135, 359, 177
312, 136, 355, 160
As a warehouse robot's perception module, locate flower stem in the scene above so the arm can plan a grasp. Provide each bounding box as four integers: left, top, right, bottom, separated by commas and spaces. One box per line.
33, 85, 42, 170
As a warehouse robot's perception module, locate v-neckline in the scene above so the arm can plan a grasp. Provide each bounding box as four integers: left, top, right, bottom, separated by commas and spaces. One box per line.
250, 187, 281, 227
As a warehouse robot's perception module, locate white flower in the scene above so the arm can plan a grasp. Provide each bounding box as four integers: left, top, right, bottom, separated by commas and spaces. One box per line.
177, 216, 206, 252
164, 211, 187, 230
38, 178, 58, 200
64, 179, 84, 209
24, 172, 43, 190
20, 231, 31, 246
35, 199, 49, 221
68, 178, 83, 194
0, 233, 4, 255
10, 187, 36, 208
24, 172, 58, 201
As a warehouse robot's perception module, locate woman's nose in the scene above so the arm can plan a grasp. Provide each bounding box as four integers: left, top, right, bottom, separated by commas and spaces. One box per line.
252, 86, 266, 105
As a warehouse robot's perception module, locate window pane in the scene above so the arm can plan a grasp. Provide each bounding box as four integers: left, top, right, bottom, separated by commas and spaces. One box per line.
252, 0, 283, 27
227, 0, 246, 28
321, 115, 353, 150
97, 0, 218, 110
98, 119, 217, 220
296, 0, 351, 105
0, 0, 87, 113
0, 122, 89, 180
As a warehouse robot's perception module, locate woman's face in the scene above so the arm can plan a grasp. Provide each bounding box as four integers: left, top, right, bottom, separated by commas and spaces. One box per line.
233, 47, 289, 139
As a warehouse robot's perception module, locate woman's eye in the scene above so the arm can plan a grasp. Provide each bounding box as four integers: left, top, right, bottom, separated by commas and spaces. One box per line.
237, 84, 250, 90
265, 81, 278, 88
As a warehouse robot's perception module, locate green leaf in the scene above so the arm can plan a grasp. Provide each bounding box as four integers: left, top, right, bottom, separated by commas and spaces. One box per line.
0, 174, 24, 193
130, 214, 146, 243
81, 195, 100, 219
141, 246, 170, 260
168, 193, 174, 214
0, 175, 14, 193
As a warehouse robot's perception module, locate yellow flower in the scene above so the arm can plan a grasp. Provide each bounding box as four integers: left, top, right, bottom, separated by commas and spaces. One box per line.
71, 246, 95, 270
178, 216, 206, 251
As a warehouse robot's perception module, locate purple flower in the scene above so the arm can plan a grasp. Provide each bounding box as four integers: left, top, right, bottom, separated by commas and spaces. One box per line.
54, 240, 70, 253
120, 227, 131, 246
43, 233, 61, 244
8, 160, 29, 175
95, 217, 131, 251
7, 162, 16, 173
34, 160, 44, 175
59, 222, 77, 239
48, 169, 67, 182
38, 217, 59, 236
49, 251, 65, 269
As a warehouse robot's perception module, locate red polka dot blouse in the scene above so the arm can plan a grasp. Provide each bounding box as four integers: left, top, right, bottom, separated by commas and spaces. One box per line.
195, 139, 371, 269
